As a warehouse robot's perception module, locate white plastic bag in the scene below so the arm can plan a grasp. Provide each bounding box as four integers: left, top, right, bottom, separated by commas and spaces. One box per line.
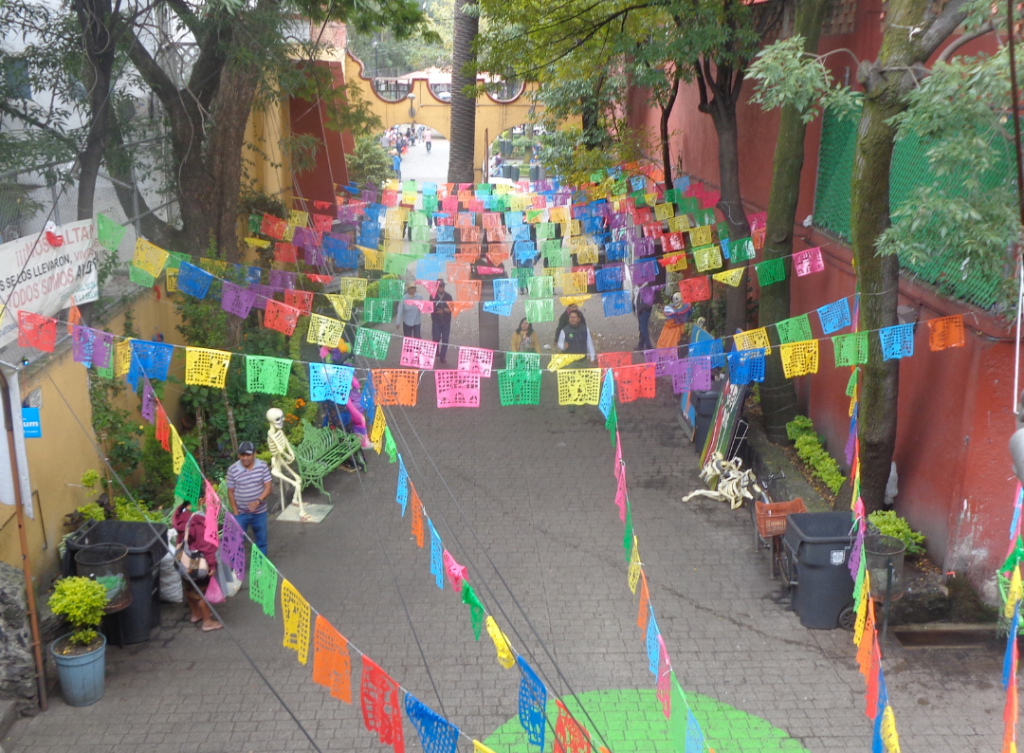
158, 550, 183, 603
216, 551, 242, 598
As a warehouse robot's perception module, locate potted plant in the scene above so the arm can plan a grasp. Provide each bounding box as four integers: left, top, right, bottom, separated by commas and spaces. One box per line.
48, 576, 109, 706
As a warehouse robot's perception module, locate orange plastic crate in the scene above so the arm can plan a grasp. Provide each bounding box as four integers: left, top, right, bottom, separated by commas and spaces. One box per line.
755, 497, 806, 539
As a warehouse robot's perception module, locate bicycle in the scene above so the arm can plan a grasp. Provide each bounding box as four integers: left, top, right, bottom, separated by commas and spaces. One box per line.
749, 471, 807, 581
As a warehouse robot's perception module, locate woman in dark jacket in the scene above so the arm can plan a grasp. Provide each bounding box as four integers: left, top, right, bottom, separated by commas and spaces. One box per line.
172, 503, 223, 632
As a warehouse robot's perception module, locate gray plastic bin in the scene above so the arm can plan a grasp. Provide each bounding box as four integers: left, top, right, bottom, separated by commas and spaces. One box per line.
783, 512, 855, 629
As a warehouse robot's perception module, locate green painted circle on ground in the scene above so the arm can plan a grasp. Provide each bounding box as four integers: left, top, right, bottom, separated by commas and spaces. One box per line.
483, 688, 810, 752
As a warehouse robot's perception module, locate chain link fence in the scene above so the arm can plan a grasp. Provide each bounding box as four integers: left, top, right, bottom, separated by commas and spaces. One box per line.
814, 107, 1013, 310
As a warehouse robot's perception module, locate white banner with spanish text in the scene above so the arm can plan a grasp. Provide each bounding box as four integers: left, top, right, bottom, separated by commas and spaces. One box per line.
0, 219, 100, 349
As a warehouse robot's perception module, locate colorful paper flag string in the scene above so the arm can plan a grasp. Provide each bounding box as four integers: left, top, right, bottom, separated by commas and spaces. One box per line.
372, 369, 420, 406
405, 693, 459, 753
462, 582, 485, 640
184, 347, 231, 388
442, 550, 467, 592
558, 368, 601, 405
517, 657, 546, 750
312, 615, 352, 703
429, 519, 444, 589
249, 546, 278, 617
555, 699, 593, 753
360, 655, 404, 753
280, 579, 311, 665
485, 616, 515, 669
219, 512, 246, 582
497, 369, 542, 406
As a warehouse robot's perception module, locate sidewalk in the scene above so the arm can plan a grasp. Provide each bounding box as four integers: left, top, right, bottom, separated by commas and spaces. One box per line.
3, 299, 1003, 753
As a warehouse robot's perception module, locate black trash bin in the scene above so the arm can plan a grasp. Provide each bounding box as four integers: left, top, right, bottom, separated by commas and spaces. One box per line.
783, 512, 855, 629
501, 164, 512, 179
692, 382, 724, 451
510, 165, 520, 182
64, 520, 169, 645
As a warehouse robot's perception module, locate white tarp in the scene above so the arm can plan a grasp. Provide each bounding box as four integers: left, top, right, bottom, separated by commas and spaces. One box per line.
0, 219, 99, 348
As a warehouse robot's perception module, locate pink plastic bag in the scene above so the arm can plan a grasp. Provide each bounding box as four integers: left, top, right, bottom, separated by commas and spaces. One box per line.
206, 575, 225, 604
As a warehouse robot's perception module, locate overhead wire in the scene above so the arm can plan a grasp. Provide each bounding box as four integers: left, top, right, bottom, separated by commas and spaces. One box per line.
340, 357, 573, 749
367, 359, 619, 752
40, 355, 499, 749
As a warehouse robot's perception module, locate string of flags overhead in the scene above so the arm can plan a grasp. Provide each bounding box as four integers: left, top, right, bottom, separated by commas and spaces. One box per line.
19, 158, 997, 752
130, 348, 712, 753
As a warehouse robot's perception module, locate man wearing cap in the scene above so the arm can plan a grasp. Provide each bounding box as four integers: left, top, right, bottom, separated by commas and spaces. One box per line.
227, 441, 273, 556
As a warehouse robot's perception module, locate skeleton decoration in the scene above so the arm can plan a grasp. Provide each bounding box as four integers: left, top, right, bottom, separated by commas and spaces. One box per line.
681, 452, 758, 510
267, 407, 306, 519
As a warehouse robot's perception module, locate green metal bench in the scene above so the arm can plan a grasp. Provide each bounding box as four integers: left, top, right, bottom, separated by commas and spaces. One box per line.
294, 419, 364, 499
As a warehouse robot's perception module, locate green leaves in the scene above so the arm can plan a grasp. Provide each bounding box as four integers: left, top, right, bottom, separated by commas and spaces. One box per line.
49, 577, 108, 646
868, 510, 926, 555
876, 48, 1022, 310
748, 36, 862, 123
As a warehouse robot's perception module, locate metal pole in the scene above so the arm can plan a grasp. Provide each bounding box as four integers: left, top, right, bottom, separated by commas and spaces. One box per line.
881, 556, 894, 649
49, 183, 62, 227
0, 369, 47, 711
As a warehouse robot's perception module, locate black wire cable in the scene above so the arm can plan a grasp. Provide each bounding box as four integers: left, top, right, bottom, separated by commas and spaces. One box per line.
362, 359, 617, 752
344, 416, 451, 718
345, 357, 568, 751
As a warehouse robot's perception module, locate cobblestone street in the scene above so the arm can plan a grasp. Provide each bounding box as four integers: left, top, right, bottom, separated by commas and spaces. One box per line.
3, 292, 1005, 753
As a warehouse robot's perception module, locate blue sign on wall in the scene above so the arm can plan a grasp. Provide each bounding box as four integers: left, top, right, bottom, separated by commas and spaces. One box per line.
22, 407, 41, 438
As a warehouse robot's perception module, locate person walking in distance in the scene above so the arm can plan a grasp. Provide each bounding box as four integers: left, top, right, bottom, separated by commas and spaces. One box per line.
226, 441, 273, 556
424, 129, 432, 153
510, 317, 541, 353
431, 280, 454, 364
396, 284, 423, 338
557, 309, 596, 413
634, 282, 654, 350
557, 309, 596, 363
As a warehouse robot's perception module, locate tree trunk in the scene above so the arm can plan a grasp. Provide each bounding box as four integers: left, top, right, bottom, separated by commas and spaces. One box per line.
847, 0, 968, 510
849, 94, 903, 511
660, 75, 680, 191
73, 0, 116, 222
448, 0, 478, 183
708, 88, 751, 337
758, 0, 832, 442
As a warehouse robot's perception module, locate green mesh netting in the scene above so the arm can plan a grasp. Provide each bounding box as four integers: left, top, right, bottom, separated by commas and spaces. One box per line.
814, 107, 1013, 309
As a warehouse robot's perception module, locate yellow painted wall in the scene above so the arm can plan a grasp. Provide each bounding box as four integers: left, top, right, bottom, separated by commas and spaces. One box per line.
0, 291, 185, 595
344, 52, 546, 183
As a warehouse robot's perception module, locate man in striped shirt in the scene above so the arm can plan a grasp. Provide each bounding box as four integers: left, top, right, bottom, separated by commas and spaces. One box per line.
227, 441, 273, 556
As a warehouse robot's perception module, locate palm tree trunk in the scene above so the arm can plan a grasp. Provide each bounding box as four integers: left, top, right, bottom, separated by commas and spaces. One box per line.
448, 0, 478, 184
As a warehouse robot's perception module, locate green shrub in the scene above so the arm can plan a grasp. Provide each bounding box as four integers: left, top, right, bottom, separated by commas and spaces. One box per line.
794, 433, 847, 496
346, 135, 394, 189
868, 510, 926, 555
786, 415, 815, 442
75, 503, 106, 523
113, 497, 163, 523
49, 576, 108, 647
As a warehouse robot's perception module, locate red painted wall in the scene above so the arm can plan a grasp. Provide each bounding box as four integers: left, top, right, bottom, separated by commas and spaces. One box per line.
626, 15, 1017, 598
289, 60, 351, 205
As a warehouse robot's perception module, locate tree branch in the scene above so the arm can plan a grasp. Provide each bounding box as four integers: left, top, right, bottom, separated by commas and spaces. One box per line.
123, 24, 182, 111
694, 57, 710, 110
0, 102, 81, 153
936, 19, 997, 63
918, 0, 971, 60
